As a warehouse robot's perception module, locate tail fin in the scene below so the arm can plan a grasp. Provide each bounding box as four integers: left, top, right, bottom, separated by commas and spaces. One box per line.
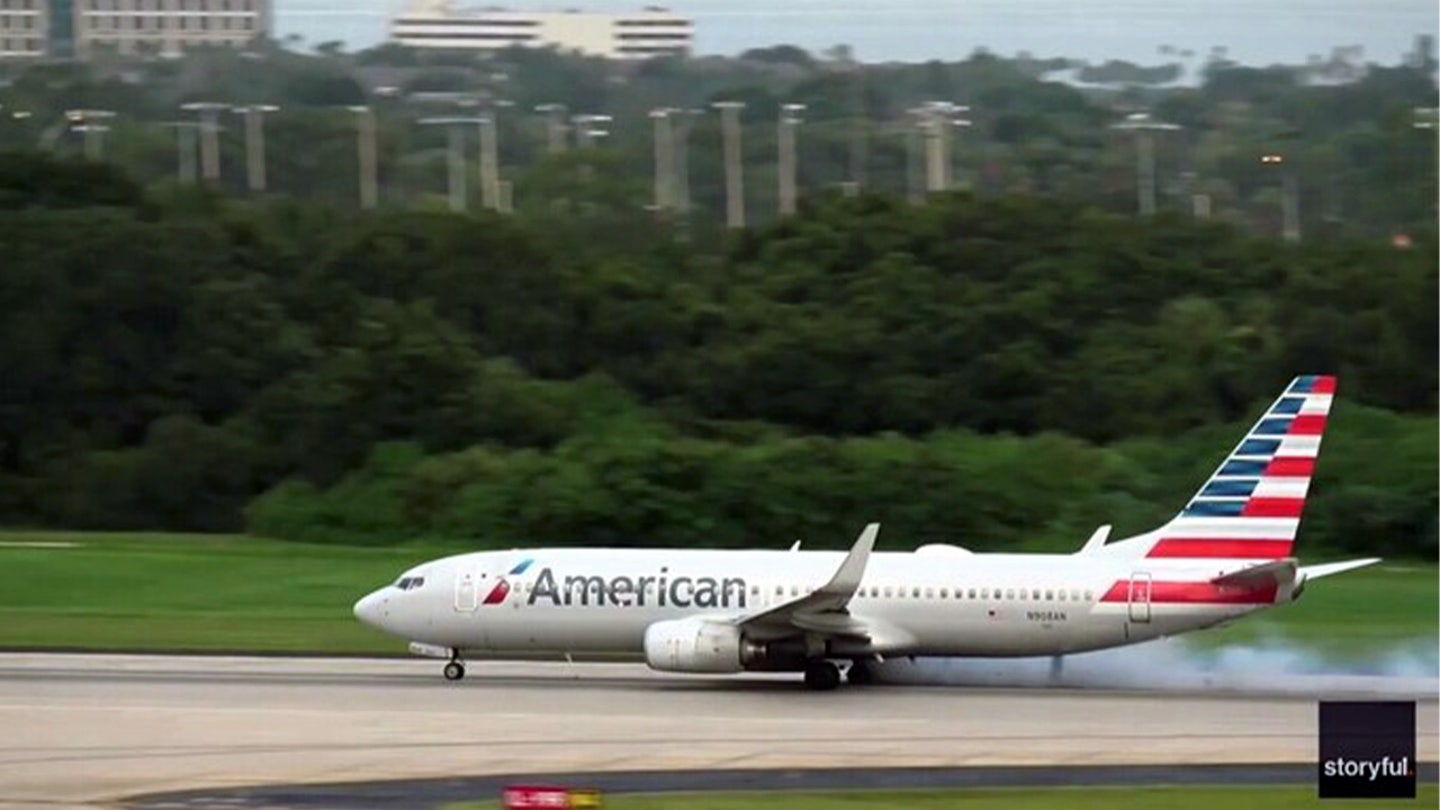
1115, 375, 1336, 562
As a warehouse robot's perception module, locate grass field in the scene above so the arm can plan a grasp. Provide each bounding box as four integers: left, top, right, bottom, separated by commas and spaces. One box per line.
443, 785, 1440, 810
0, 530, 1433, 658
0, 530, 431, 653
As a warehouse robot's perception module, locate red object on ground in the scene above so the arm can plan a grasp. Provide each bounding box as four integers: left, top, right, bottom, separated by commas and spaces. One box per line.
502, 785, 571, 810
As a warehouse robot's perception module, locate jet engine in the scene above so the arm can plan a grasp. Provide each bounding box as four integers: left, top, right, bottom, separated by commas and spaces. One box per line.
642, 618, 750, 673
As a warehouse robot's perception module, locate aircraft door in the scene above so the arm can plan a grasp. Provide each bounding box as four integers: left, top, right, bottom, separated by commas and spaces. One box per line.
1127, 571, 1152, 623
455, 567, 479, 612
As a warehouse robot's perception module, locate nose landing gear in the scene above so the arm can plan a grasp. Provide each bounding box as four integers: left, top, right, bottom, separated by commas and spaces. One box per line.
443, 649, 466, 681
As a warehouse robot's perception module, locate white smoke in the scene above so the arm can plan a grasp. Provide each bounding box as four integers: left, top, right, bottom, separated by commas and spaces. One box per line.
875, 635, 1440, 698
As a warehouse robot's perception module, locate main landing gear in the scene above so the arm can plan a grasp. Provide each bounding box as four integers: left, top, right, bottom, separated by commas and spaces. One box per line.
803, 660, 841, 691
443, 650, 466, 681
802, 659, 879, 690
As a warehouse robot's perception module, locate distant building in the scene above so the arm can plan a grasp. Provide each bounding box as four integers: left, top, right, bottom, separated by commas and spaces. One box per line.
0, 0, 271, 60
0, 0, 47, 58
390, 2, 692, 60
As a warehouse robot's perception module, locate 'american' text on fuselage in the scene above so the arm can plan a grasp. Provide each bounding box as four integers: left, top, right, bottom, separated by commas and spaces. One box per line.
526, 567, 749, 609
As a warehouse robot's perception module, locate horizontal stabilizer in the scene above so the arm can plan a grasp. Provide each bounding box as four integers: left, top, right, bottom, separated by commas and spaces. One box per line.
1300, 558, 1381, 580
1211, 558, 1298, 588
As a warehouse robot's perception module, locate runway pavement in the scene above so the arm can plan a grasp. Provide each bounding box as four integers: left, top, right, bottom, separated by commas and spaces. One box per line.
0, 653, 1434, 809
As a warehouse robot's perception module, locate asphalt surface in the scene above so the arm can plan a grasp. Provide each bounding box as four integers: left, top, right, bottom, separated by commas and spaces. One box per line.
123, 763, 1440, 809
0, 654, 1434, 809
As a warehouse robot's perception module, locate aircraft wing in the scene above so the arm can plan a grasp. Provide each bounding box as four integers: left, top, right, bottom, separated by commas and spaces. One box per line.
733, 523, 878, 638
1076, 524, 1112, 554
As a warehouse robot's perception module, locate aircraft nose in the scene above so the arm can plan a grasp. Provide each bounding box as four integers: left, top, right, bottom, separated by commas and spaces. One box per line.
353, 591, 387, 628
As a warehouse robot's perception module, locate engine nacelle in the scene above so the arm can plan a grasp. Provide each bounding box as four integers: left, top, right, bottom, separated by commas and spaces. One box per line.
643, 618, 746, 673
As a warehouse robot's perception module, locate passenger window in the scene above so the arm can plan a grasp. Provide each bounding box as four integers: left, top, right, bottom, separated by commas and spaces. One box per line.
775, 585, 783, 595
1005, 589, 1014, 599
1045, 590, 1053, 600
968, 588, 976, 599
1032, 589, 1041, 600
980, 588, 989, 599
911, 587, 920, 598
939, 588, 948, 598
1084, 590, 1093, 601
924, 587, 933, 599
1058, 590, 1067, 602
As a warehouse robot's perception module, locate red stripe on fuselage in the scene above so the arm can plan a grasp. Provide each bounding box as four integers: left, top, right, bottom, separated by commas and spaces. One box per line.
1264, 456, 1315, 477
1147, 538, 1293, 559
1287, 414, 1327, 435
1241, 497, 1305, 517
1100, 580, 1279, 605
482, 580, 509, 605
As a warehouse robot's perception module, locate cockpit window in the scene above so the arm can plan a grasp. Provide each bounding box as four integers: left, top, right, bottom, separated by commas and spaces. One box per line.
394, 576, 426, 591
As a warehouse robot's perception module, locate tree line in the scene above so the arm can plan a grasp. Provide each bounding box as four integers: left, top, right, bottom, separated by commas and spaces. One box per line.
0, 153, 1433, 556
0, 43, 1434, 240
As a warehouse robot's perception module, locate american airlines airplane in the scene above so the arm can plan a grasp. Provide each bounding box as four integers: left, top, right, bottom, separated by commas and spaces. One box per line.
353, 375, 1377, 690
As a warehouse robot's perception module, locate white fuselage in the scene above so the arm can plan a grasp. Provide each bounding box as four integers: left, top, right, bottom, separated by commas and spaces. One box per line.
354, 545, 1285, 662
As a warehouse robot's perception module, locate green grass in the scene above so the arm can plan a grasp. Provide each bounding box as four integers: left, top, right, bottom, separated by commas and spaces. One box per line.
0, 530, 1433, 658
442, 785, 1440, 810
1192, 564, 1438, 660
0, 530, 450, 654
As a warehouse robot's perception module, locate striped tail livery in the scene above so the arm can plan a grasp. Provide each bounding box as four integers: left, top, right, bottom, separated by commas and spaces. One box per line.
1141, 374, 1336, 562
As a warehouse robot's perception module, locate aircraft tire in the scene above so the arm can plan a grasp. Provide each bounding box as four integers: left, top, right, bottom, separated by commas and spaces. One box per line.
803, 661, 841, 691
443, 661, 466, 681
846, 661, 875, 686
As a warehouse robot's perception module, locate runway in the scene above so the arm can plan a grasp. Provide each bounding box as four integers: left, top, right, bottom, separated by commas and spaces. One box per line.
0, 653, 1435, 809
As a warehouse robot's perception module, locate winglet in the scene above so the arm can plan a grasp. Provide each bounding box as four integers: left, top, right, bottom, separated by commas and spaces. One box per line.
822, 522, 878, 595
789, 540, 802, 551
1078, 525, 1112, 554
734, 523, 879, 633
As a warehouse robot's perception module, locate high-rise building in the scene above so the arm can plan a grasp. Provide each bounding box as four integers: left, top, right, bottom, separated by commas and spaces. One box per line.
390, 2, 692, 60
0, 0, 271, 59
0, 0, 46, 58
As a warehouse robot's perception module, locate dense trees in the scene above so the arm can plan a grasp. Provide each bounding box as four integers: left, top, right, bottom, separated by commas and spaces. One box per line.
245, 404, 1436, 559
0, 153, 1432, 555
1, 44, 1434, 238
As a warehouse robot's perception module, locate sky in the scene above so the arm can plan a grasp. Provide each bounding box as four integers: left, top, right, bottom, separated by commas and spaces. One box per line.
275, 1, 1438, 66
